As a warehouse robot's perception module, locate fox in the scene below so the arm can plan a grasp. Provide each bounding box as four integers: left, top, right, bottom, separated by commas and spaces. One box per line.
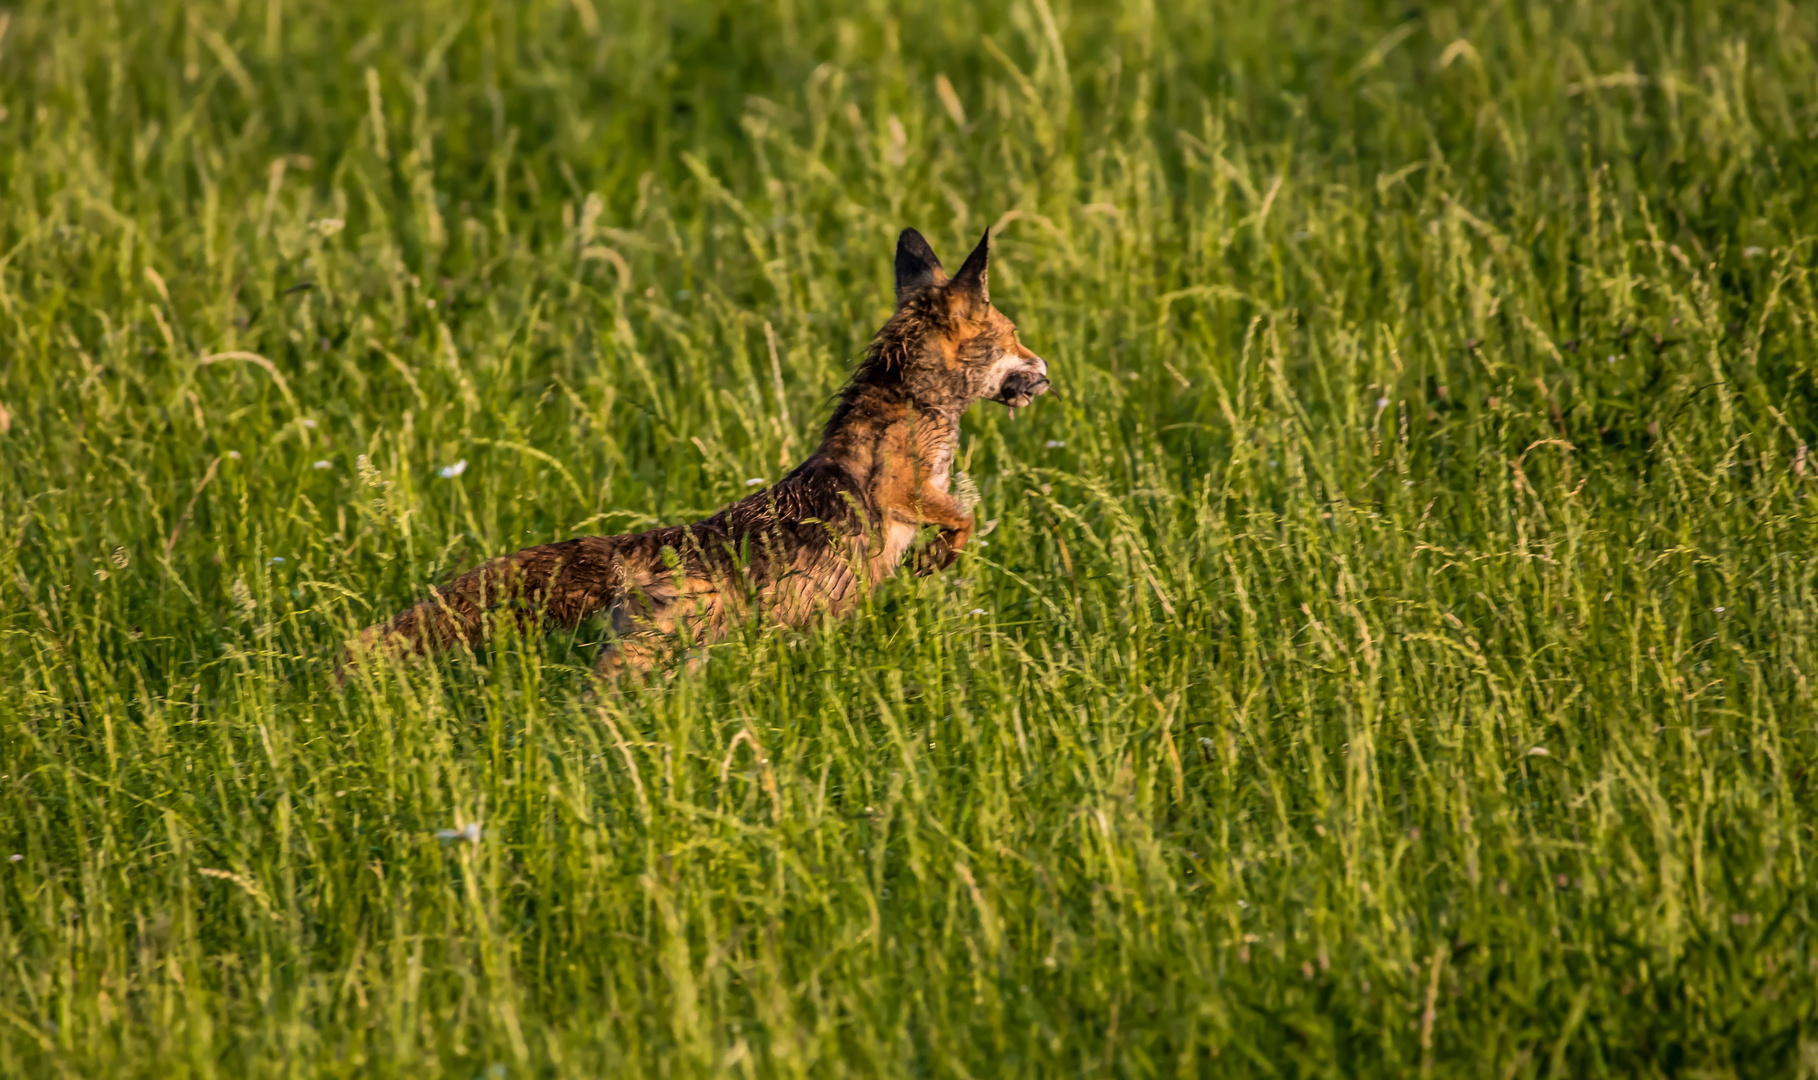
346, 227, 1049, 682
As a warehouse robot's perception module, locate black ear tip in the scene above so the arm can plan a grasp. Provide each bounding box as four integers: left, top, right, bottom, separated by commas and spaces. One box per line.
952, 226, 991, 293
894, 228, 944, 300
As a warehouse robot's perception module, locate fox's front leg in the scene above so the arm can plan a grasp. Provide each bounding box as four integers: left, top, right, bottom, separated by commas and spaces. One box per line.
908, 490, 975, 576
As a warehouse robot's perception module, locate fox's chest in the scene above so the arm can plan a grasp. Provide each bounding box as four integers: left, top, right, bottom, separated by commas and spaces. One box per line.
881, 519, 919, 570
889, 434, 956, 551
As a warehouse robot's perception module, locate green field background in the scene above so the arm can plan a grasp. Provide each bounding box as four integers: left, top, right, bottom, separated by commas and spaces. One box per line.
3, 0, 1817, 1075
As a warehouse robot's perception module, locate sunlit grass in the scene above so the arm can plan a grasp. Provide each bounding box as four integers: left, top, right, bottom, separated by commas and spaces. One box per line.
3, 0, 1816, 1075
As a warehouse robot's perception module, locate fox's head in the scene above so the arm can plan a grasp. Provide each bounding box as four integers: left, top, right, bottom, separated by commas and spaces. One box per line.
862, 228, 1050, 414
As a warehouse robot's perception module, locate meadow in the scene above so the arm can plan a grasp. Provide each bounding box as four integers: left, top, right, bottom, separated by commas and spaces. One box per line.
3, 0, 1817, 1074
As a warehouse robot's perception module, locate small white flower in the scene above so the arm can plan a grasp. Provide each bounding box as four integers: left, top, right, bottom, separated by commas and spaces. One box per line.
312, 460, 332, 470
1237, 899, 1248, 908
301, 418, 317, 429
8, 854, 21, 863
1608, 355, 1618, 363
227, 450, 242, 460
745, 477, 765, 487
439, 459, 467, 479
1527, 746, 1550, 757
1045, 439, 1065, 449
1714, 606, 1725, 613
1375, 397, 1390, 408
436, 822, 482, 844
969, 608, 986, 616
268, 556, 285, 564
313, 218, 345, 237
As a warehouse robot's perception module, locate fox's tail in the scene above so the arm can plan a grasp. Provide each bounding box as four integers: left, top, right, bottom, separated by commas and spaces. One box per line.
343, 536, 622, 676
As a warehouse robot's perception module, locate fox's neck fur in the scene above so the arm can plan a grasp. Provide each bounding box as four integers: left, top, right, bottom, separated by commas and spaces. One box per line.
812, 298, 965, 495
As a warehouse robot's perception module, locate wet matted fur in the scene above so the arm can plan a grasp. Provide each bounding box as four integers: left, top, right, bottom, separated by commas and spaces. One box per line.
348, 228, 1050, 681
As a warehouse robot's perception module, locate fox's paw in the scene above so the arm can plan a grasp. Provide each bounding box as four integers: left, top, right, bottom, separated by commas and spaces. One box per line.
911, 535, 965, 576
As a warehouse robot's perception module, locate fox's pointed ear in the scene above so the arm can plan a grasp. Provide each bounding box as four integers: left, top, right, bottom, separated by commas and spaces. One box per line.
895, 228, 946, 304
949, 228, 990, 312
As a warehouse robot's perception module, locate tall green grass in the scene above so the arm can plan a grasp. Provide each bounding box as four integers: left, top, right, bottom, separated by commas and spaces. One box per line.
3, 0, 1817, 1074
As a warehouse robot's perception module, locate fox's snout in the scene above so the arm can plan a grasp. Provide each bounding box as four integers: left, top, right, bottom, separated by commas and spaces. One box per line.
997, 371, 1050, 408
993, 348, 1050, 409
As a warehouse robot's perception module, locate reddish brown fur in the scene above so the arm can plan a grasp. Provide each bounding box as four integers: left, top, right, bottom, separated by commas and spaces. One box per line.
347, 228, 1049, 681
